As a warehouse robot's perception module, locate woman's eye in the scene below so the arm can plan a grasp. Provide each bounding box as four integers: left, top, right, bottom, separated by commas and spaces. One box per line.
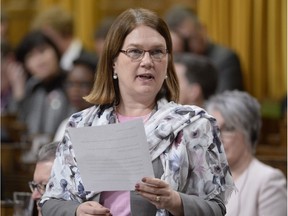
151, 49, 163, 54
129, 49, 142, 54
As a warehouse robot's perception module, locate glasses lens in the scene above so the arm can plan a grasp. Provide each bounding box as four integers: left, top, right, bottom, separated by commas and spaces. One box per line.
28, 181, 36, 193
28, 181, 46, 195
127, 49, 143, 59
150, 49, 166, 60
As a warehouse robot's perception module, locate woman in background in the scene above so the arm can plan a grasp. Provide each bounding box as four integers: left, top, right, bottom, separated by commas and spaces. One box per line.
13, 30, 71, 139
206, 90, 287, 216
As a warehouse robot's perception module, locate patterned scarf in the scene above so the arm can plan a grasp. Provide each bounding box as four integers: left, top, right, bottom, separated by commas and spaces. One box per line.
41, 99, 235, 216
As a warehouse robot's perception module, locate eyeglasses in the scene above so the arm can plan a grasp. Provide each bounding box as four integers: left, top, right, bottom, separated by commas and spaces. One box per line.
219, 125, 236, 137
28, 181, 46, 195
120, 48, 168, 61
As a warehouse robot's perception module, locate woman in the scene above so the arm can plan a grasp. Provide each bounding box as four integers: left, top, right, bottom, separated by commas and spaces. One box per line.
40, 8, 234, 216
206, 90, 287, 216
53, 53, 98, 141
13, 30, 71, 139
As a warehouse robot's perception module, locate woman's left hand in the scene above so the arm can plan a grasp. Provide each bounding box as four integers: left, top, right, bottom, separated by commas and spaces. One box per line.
135, 177, 183, 215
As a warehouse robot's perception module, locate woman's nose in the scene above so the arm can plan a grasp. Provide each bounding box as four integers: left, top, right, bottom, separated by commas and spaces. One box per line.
140, 52, 153, 67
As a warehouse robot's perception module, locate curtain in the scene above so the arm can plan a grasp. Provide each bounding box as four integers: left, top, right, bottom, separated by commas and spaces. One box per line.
197, 0, 286, 101
28, 0, 288, 101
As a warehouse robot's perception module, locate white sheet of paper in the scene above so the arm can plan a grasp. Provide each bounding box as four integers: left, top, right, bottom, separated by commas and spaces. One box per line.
68, 119, 154, 191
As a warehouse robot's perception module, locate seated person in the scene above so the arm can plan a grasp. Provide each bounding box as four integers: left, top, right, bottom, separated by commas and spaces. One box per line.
206, 90, 287, 216
174, 53, 218, 107
12, 30, 72, 140
53, 53, 98, 141
165, 5, 244, 93
29, 141, 58, 216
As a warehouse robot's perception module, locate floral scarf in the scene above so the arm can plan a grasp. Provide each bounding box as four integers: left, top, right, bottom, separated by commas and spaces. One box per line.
41, 99, 235, 215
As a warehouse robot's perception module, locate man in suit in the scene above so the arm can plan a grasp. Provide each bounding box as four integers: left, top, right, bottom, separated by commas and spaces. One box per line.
165, 5, 244, 93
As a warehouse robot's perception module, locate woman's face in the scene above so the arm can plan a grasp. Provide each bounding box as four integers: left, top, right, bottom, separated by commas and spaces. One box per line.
211, 110, 249, 169
174, 63, 191, 104
65, 64, 94, 111
113, 25, 168, 103
25, 44, 59, 80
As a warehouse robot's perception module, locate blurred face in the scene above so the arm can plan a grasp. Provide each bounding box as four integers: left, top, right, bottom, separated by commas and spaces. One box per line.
170, 31, 184, 53
65, 64, 94, 110
177, 19, 206, 54
210, 110, 249, 169
32, 161, 53, 216
174, 63, 191, 104
114, 25, 168, 103
94, 38, 106, 57
25, 44, 59, 80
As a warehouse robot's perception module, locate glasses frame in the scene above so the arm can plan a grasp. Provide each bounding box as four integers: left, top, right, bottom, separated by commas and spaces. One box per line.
28, 181, 47, 195
119, 48, 168, 62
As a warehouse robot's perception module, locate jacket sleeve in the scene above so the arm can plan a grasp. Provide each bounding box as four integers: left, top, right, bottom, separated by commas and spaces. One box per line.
41, 199, 80, 216
179, 193, 226, 216
41, 193, 101, 216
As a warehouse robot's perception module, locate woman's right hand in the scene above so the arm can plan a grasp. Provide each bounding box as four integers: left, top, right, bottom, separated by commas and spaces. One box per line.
76, 201, 112, 216
5, 61, 26, 101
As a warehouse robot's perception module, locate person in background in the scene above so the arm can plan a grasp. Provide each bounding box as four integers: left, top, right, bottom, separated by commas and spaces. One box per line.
165, 5, 244, 93
53, 52, 98, 141
29, 141, 58, 216
31, 6, 94, 72
40, 8, 235, 216
12, 30, 71, 140
174, 53, 218, 107
169, 30, 185, 53
1, 41, 26, 114
206, 90, 287, 216
93, 17, 114, 58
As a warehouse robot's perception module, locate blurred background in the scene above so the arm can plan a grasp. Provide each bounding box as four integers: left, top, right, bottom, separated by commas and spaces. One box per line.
1, 0, 287, 215
2, 0, 286, 101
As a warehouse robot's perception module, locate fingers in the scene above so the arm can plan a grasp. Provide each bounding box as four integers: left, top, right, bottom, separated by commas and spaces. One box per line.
134, 177, 169, 208
76, 201, 112, 216
142, 177, 169, 188
134, 177, 182, 211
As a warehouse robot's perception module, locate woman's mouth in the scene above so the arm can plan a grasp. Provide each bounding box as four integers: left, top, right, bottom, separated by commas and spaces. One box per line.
136, 74, 154, 80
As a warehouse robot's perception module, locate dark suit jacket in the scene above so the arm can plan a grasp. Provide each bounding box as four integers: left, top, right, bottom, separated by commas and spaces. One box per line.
205, 42, 244, 93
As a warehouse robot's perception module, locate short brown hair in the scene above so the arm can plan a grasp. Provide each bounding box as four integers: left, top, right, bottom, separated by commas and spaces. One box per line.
84, 8, 179, 105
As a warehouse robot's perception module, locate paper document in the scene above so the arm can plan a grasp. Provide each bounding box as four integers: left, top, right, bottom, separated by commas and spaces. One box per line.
68, 119, 154, 191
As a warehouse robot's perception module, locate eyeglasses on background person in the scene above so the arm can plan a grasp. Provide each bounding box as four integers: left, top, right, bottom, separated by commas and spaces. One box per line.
28, 181, 46, 195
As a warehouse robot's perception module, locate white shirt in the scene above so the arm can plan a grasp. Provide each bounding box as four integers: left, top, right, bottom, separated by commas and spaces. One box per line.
60, 39, 83, 71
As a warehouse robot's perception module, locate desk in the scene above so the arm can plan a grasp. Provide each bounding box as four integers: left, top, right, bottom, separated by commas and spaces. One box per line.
0, 200, 13, 216
1, 143, 35, 200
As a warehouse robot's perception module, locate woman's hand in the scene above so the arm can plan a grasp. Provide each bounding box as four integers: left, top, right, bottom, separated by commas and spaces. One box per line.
135, 177, 183, 216
76, 201, 112, 216
5, 61, 26, 101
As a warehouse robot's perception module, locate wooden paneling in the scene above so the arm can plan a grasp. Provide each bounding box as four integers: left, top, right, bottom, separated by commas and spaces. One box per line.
256, 116, 287, 177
